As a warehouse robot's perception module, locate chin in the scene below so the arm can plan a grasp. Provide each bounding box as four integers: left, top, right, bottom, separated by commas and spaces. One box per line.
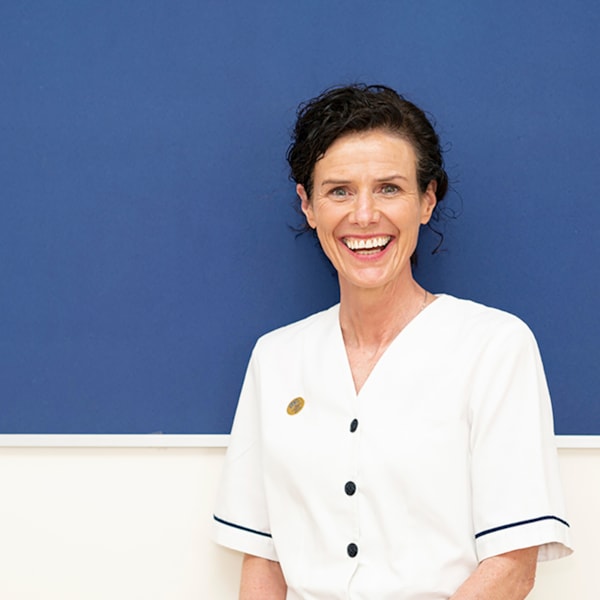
341, 275, 396, 291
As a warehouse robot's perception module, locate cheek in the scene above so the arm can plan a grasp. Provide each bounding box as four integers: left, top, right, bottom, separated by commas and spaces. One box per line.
314, 227, 342, 264
306, 200, 336, 232
316, 227, 335, 251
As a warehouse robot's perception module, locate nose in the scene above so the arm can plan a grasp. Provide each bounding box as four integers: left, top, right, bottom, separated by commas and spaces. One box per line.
350, 190, 379, 227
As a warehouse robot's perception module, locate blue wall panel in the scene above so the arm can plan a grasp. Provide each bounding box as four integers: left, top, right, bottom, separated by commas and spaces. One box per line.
1, 1, 598, 433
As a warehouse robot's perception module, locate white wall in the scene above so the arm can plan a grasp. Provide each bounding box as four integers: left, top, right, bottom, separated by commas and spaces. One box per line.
0, 445, 597, 599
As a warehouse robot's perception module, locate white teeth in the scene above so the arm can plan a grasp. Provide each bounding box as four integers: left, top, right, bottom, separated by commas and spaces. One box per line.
343, 236, 391, 251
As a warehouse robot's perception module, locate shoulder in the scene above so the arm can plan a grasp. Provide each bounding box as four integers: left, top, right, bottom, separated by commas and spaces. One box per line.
253, 304, 339, 356
436, 294, 531, 330
434, 294, 537, 348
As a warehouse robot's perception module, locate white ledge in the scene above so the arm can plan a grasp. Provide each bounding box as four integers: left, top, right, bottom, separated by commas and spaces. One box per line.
0, 434, 599, 449
0, 434, 229, 448
554, 435, 600, 449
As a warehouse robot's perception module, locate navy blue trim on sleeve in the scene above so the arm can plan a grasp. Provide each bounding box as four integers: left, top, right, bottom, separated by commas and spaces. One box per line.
475, 515, 570, 539
213, 514, 273, 538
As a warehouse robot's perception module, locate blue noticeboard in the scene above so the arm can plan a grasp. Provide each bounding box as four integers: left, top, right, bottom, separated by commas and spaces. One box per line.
1, 1, 598, 434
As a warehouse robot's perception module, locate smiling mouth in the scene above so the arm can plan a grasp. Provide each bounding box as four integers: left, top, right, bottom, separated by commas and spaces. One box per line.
342, 236, 392, 255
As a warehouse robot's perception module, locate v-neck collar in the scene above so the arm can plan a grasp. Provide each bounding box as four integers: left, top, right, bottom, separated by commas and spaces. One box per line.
331, 294, 449, 398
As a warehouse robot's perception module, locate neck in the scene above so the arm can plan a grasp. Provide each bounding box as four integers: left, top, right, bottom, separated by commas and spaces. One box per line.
338, 275, 427, 349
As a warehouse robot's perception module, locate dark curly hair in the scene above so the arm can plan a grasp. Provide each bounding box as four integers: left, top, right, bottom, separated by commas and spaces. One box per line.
287, 83, 448, 217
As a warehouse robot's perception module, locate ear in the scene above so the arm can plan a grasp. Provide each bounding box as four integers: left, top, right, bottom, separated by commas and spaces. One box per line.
297, 184, 317, 229
420, 180, 437, 225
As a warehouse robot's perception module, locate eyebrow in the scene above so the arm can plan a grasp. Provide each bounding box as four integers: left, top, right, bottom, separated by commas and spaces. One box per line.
320, 179, 351, 186
376, 174, 409, 182
320, 174, 409, 186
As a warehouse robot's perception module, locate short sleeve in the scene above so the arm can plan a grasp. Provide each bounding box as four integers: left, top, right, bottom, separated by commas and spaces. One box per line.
469, 318, 572, 562
212, 345, 278, 561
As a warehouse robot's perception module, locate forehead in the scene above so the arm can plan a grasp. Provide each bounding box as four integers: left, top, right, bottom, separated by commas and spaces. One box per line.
314, 129, 418, 178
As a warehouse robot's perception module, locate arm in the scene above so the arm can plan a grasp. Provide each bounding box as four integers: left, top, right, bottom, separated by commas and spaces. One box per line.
450, 546, 539, 600
239, 553, 287, 600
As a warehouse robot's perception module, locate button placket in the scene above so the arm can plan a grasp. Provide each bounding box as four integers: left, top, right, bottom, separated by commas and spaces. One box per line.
345, 416, 360, 559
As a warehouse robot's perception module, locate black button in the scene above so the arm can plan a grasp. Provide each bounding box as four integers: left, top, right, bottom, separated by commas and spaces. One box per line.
347, 543, 358, 557
344, 481, 356, 496
350, 418, 358, 432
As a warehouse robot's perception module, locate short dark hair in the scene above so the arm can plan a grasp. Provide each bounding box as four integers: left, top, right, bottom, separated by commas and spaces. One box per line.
287, 83, 448, 206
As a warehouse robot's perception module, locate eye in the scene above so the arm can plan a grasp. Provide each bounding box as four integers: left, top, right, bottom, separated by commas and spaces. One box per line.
329, 187, 349, 199
380, 183, 400, 195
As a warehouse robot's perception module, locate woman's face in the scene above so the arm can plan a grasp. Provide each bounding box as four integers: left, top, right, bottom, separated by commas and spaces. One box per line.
297, 129, 436, 294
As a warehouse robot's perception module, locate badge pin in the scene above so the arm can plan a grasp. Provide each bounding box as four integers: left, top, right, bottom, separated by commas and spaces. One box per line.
287, 397, 305, 415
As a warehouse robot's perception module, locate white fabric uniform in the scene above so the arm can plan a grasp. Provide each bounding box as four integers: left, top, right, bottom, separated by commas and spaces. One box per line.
213, 295, 572, 600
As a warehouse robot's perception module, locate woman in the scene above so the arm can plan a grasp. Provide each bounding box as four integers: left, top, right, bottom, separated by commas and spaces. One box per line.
213, 84, 572, 599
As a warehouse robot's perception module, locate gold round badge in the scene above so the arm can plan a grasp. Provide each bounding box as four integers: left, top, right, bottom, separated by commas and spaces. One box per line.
287, 397, 305, 415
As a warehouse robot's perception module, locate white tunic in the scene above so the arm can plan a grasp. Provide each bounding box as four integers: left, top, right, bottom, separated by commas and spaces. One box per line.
213, 295, 572, 599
